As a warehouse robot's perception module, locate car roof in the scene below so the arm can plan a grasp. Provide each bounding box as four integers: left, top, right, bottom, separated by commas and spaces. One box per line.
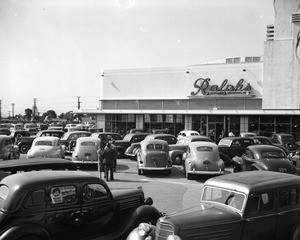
76, 137, 100, 143
205, 171, 300, 194
247, 144, 284, 152
33, 136, 60, 141
147, 134, 176, 138
141, 138, 169, 145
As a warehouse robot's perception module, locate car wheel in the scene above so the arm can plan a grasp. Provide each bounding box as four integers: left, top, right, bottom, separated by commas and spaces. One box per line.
138, 169, 142, 175
20, 144, 30, 154
186, 171, 191, 180
165, 169, 171, 176
173, 155, 182, 165
117, 148, 124, 159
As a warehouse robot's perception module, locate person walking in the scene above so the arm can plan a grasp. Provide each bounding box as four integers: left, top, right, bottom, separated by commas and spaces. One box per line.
110, 139, 118, 172
101, 142, 115, 181
97, 146, 105, 179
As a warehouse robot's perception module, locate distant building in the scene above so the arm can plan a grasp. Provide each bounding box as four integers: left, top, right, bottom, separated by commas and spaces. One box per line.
73, 0, 300, 142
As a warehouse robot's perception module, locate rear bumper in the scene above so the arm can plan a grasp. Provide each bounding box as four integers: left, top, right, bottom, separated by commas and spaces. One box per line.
138, 166, 172, 171
187, 169, 225, 175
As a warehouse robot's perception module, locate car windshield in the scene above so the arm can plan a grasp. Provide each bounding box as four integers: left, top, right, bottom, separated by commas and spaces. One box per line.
146, 144, 163, 150
35, 141, 53, 146
81, 142, 96, 146
0, 185, 9, 201
196, 146, 213, 152
202, 186, 246, 212
218, 139, 232, 146
261, 151, 285, 158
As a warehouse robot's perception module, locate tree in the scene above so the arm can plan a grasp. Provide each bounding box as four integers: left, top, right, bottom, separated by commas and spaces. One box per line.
24, 108, 32, 121
46, 110, 57, 119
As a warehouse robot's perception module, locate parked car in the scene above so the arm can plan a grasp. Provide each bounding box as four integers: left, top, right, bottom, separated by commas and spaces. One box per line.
10, 129, 31, 144
114, 133, 150, 158
145, 134, 178, 145
240, 132, 257, 138
18, 130, 65, 154
129, 129, 146, 133
128, 171, 300, 240
269, 133, 299, 155
61, 131, 92, 154
168, 144, 188, 165
125, 142, 142, 159
0, 128, 11, 136
91, 132, 122, 148
27, 136, 65, 158
0, 170, 161, 240
253, 135, 289, 155
218, 137, 255, 166
232, 145, 299, 174
149, 129, 169, 134
177, 135, 213, 145
137, 139, 172, 175
183, 141, 225, 179
71, 137, 101, 165
0, 157, 78, 178
177, 130, 200, 141
0, 135, 19, 160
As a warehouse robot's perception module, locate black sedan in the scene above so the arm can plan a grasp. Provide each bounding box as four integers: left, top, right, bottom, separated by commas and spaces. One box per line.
232, 145, 298, 174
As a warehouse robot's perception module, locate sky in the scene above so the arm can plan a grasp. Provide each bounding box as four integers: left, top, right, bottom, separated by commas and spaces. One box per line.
0, 0, 274, 117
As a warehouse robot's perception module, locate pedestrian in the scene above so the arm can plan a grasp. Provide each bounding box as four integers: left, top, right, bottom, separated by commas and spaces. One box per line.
110, 139, 118, 172
97, 146, 105, 179
101, 142, 115, 181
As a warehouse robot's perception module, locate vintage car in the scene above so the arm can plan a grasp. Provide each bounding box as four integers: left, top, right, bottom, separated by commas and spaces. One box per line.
128, 171, 300, 240
18, 130, 65, 154
71, 137, 101, 165
232, 145, 299, 174
10, 129, 31, 144
183, 141, 225, 179
91, 132, 123, 148
0, 135, 19, 160
0, 170, 161, 240
114, 133, 150, 158
125, 142, 141, 159
269, 133, 299, 155
27, 136, 65, 159
145, 134, 178, 145
0, 128, 11, 136
177, 130, 200, 141
137, 139, 172, 175
218, 137, 255, 166
61, 131, 92, 154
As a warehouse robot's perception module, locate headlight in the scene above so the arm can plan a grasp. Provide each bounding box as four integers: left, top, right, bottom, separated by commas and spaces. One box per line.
138, 223, 152, 236
167, 235, 182, 240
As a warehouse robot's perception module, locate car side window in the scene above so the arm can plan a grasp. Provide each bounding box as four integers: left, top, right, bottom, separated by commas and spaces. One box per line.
50, 185, 77, 204
278, 188, 299, 208
25, 189, 46, 207
245, 149, 254, 159
231, 140, 241, 147
270, 136, 279, 144
82, 184, 108, 202
245, 192, 275, 215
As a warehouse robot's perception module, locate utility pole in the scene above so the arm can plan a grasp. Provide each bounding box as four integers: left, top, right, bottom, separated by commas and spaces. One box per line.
11, 103, 15, 120
0, 100, 2, 120
77, 96, 81, 109
33, 98, 37, 122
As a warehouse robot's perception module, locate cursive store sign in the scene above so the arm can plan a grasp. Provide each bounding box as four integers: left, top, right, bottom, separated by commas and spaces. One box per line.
190, 78, 252, 96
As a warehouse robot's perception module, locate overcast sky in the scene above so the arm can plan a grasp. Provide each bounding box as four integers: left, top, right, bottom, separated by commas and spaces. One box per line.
0, 0, 274, 117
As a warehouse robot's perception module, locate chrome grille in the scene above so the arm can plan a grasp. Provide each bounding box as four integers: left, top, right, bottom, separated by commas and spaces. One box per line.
155, 218, 174, 240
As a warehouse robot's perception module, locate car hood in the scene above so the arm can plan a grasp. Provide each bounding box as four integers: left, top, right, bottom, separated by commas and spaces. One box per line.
256, 158, 296, 173
111, 188, 146, 211
164, 202, 241, 229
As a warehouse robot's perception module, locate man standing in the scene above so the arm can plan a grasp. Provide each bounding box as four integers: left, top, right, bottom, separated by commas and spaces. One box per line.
110, 139, 118, 172
101, 142, 114, 181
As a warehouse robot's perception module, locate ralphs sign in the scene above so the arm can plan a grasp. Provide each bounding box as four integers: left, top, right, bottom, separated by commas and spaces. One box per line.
190, 78, 252, 96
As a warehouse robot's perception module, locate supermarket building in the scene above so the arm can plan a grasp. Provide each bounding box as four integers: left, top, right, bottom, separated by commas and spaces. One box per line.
74, 0, 300, 142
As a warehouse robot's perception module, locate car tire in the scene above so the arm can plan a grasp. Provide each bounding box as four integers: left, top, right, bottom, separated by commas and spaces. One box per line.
173, 155, 182, 165
117, 148, 124, 159
186, 171, 191, 180
165, 169, 171, 175
138, 169, 142, 175
20, 144, 30, 154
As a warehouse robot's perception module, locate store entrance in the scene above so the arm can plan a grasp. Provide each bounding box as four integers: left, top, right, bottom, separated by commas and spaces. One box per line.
208, 123, 224, 144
